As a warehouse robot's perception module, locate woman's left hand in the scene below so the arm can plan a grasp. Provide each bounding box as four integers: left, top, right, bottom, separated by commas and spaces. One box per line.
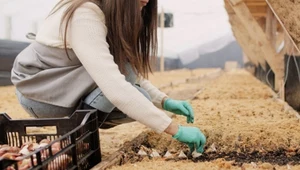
163, 98, 194, 123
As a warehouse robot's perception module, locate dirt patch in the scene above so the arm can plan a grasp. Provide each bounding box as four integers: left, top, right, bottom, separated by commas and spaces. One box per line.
149, 68, 219, 87
192, 150, 300, 166
109, 70, 300, 170
268, 0, 300, 50
0, 86, 29, 119
99, 71, 219, 162
110, 160, 299, 170
192, 71, 300, 154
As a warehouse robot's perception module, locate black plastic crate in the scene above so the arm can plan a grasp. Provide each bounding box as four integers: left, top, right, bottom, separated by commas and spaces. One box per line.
0, 110, 101, 170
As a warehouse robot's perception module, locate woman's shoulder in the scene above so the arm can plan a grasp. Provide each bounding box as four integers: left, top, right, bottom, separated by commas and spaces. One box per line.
75, 1, 103, 15
72, 1, 105, 21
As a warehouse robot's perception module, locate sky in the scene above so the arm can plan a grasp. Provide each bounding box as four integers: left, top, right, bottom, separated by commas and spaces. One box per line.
0, 0, 234, 60
156, 0, 234, 60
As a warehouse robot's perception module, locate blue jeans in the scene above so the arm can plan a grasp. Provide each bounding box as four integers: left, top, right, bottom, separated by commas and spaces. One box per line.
16, 85, 151, 128
82, 85, 151, 128
16, 90, 77, 118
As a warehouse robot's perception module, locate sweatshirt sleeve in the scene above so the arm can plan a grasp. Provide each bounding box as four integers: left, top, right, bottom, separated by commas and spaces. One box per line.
67, 2, 172, 133
137, 78, 168, 109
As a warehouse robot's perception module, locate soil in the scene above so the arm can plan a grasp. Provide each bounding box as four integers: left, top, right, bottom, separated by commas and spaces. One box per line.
0, 86, 30, 119
110, 70, 300, 170
193, 71, 300, 154
268, 0, 300, 50
4, 69, 300, 169
192, 150, 300, 166
99, 69, 220, 160
110, 160, 300, 170
149, 68, 219, 87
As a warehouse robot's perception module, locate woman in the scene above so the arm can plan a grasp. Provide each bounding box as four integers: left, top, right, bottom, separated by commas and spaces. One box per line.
11, 0, 206, 153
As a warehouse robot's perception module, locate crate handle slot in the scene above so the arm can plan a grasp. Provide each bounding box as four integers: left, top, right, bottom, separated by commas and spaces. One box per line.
26, 126, 57, 135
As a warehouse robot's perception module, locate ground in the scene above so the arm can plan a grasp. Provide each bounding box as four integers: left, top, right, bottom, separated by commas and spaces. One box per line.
109, 70, 300, 170
2, 68, 300, 170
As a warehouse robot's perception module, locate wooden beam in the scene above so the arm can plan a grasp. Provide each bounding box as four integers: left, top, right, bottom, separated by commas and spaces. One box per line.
229, 0, 242, 6
232, 30, 260, 66
284, 32, 293, 56
266, 6, 284, 97
229, 14, 265, 67
266, 7, 277, 48
276, 32, 284, 51
224, 0, 235, 14
227, 0, 284, 91
256, 17, 266, 31
252, 13, 267, 18
225, 1, 266, 69
160, 8, 165, 72
245, 2, 266, 6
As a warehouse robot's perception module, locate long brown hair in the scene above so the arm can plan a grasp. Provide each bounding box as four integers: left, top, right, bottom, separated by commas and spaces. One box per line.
50, 0, 157, 78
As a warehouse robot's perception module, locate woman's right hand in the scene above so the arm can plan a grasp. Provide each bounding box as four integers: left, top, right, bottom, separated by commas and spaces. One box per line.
172, 125, 206, 153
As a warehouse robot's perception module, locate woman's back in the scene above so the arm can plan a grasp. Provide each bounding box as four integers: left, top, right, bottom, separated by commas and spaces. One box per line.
36, 2, 103, 49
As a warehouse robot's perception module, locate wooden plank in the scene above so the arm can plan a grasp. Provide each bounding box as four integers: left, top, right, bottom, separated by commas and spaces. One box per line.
271, 12, 278, 47
229, 0, 242, 6
229, 14, 265, 67
266, 7, 277, 47
225, 1, 266, 68
277, 78, 285, 100
248, 7, 266, 14
227, 0, 284, 91
241, 0, 267, 17
256, 17, 266, 30
252, 13, 267, 18
224, 0, 235, 14
284, 32, 294, 56
244, 0, 265, 1
224, 0, 267, 19
266, 5, 284, 99
276, 32, 284, 51
244, 0, 265, 2
245, 2, 266, 6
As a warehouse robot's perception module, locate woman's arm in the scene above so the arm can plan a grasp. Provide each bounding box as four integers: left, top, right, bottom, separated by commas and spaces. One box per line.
136, 78, 168, 109
138, 78, 194, 123
68, 2, 172, 133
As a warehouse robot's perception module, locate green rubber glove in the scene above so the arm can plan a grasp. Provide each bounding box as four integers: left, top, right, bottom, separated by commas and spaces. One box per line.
163, 98, 194, 123
173, 126, 206, 153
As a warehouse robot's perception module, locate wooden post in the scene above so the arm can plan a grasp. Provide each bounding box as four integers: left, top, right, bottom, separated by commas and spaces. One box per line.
266, 5, 284, 99
227, 10, 266, 68
229, 15, 262, 67
30, 21, 38, 35
276, 32, 284, 52
243, 52, 249, 64
266, 7, 277, 48
4, 16, 12, 40
227, 0, 284, 92
160, 7, 165, 72
230, 0, 242, 6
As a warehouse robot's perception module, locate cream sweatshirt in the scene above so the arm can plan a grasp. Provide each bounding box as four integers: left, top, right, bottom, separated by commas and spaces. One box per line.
35, 2, 172, 133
